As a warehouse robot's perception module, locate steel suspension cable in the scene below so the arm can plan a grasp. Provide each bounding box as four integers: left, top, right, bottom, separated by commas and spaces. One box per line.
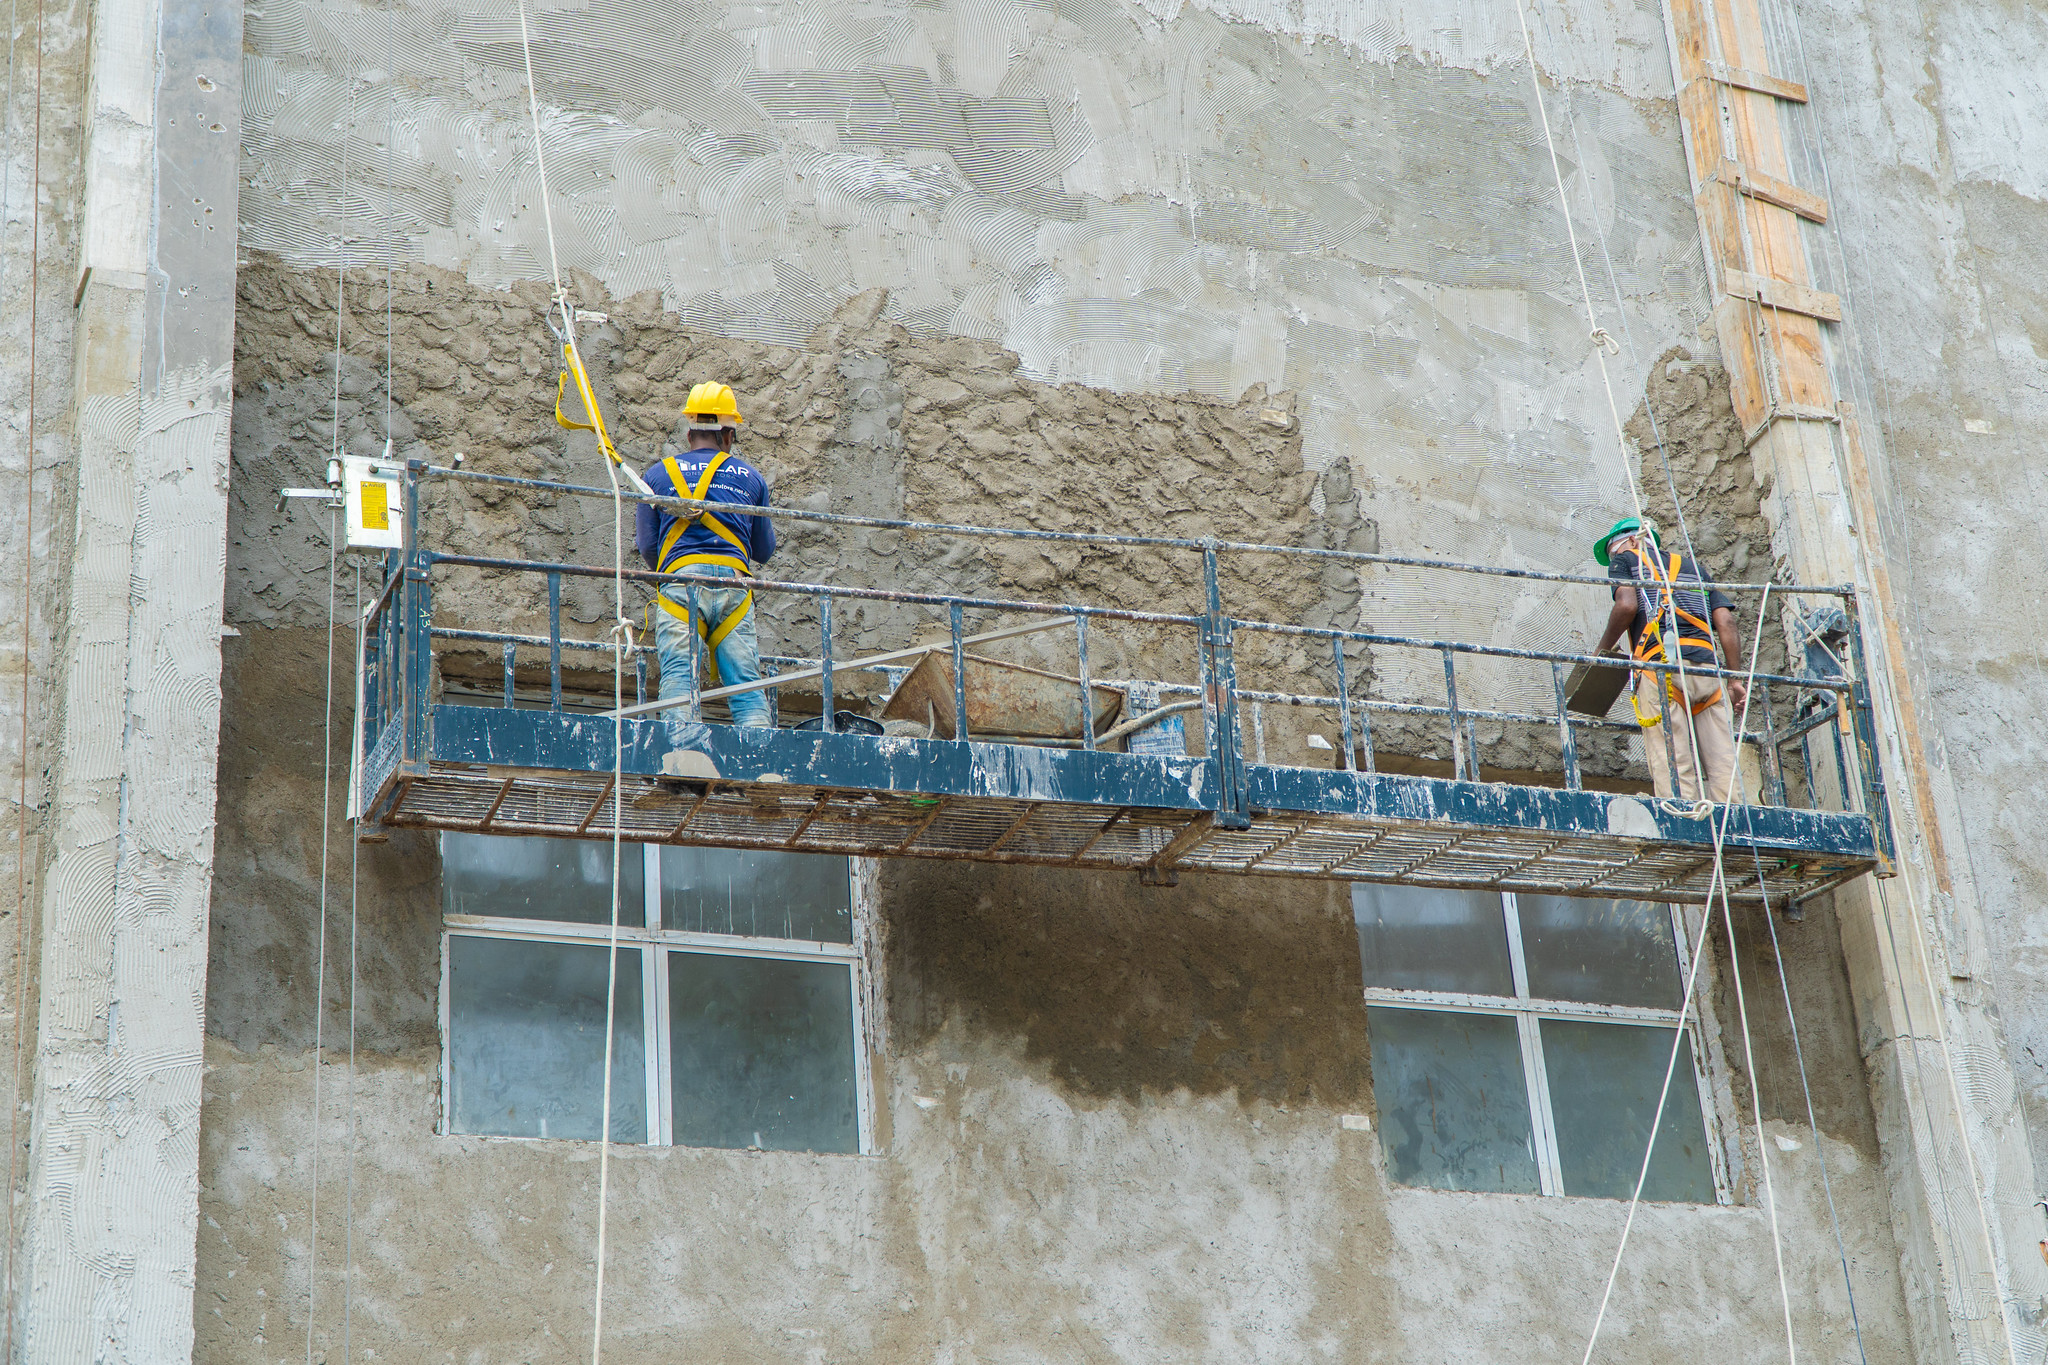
1744, 824, 1871, 1365
512, 3, 633, 1359
1771, 4, 2018, 1352
341, 558, 365, 1365
1510, 0, 1718, 803
1531, 3, 1711, 590
1577, 586, 1787, 1364
306, 71, 356, 1361
1796, 0, 2029, 1346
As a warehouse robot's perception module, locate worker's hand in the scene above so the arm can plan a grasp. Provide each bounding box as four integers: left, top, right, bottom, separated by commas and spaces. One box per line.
1728, 677, 1749, 715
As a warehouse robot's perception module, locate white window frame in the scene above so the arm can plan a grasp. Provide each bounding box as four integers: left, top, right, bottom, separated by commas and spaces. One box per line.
1363, 893, 1732, 1203
438, 842, 878, 1155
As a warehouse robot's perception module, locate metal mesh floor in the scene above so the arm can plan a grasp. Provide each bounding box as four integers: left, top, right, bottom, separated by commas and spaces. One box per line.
373, 763, 1868, 906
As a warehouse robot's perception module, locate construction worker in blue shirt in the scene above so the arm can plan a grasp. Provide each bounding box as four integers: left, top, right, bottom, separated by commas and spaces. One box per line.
636, 382, 776, 768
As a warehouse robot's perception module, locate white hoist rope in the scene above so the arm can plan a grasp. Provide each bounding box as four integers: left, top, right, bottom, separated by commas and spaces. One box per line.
1576, 590, 1786, 1365
1508, 4, 1799, 1360
306, 502, 340, 1365
1743, 826, 1870, 1364
1508, 0, 1717, 800
1524, 3, 1871, 1351
513, 4, 633, 1361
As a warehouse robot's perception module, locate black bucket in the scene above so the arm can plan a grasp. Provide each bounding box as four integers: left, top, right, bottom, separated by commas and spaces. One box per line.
794, 710, 883, 735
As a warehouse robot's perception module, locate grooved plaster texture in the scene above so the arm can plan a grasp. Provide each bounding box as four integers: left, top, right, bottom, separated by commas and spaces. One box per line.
17, 0, 244, 1349
0, 0, 88, 1328
236, 0, 1716, 714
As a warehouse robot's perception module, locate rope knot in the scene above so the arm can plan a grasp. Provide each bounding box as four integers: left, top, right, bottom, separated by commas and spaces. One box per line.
1590, 327, 1620, 356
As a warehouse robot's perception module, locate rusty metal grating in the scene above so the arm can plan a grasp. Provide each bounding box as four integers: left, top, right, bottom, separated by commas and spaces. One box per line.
371, 762, 1865, 906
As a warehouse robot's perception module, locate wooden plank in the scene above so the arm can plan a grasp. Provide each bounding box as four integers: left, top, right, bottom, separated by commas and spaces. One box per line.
1714, 157, 1828, 222
1724, 268, 1844, 322
1710, 296, 1772, 437
1707, 58, 1808, 103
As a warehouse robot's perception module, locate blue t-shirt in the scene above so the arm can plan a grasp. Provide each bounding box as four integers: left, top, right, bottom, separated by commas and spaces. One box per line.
636, 445, 776, 572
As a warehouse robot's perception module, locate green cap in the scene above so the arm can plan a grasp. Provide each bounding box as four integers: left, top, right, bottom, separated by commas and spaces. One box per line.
1593, 515, 1657, 566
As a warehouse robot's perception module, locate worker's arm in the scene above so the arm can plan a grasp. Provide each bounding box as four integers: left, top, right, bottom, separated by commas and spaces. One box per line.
1712, 605, 1748, 713
1594, 584, 1637, 656
634, 499, 660, 570
749, 472, 776, 566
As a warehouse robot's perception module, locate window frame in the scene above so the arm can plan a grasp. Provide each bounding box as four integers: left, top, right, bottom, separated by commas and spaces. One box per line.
1362, 892, 1732, 1203
438, 841, 878, 1155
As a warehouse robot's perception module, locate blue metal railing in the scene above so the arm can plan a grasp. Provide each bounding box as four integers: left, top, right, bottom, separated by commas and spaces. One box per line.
357, 458, 1892, 860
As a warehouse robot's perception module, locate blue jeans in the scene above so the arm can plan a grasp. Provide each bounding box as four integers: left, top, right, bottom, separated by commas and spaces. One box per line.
654, 565, 772, 746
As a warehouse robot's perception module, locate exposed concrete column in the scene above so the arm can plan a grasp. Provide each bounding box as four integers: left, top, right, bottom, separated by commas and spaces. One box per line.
1661, 2, 2044, 1362
15, 0, 241, 1347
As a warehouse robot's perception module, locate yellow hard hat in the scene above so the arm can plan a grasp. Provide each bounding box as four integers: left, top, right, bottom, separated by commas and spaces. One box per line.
683, 381, 743, 428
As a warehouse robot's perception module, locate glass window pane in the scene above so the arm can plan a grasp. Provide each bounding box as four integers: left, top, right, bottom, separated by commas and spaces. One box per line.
1518, 896, 1683, 1008
442, 832, 646, 926
1541, 1019, 1716, 1203
669, 952, 859, 1155
1354, 885, 1514, 995
1366, 1006, 1538, 1194
660, 846, 851, 943
447, 935, 646, 1142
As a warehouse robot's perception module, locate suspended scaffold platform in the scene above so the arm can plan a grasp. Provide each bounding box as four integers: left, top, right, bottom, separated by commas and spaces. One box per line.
350, 460, 1890, 909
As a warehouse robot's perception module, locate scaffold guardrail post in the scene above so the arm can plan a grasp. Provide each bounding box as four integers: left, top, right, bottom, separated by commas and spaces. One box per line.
1202, 542, 1250, 830
403, 458, 433, 772
1842, 593, 1896, 867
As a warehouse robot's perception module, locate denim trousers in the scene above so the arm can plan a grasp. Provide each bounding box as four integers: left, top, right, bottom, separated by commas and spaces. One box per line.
654, 564, 772, 745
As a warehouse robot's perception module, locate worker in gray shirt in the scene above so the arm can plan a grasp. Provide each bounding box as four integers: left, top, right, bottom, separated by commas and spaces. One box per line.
1592, 516, 1747, 803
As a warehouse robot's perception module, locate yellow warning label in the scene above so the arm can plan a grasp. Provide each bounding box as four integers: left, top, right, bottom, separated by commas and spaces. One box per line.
361, 480, 390, 530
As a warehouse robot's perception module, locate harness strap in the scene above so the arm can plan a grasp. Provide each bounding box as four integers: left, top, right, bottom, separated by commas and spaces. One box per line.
656, 452, 752, 573
1628, 549, 1722, 726
652, 451, 754, 672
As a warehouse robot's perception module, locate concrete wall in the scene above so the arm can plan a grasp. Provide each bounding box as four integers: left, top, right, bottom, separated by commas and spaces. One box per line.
0, 0, 2032, 1351
0, 0, 88, 1349
195, 609, 1914, 1362
178, 1, 1947, 1358
1789, 0, 2048, 1189
232, 0, 1730, 718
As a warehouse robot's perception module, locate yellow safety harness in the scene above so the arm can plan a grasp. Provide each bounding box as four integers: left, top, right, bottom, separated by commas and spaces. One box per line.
652, 452, 754, 659
1629, 548, 1722, 727
551, 334, 754, 670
